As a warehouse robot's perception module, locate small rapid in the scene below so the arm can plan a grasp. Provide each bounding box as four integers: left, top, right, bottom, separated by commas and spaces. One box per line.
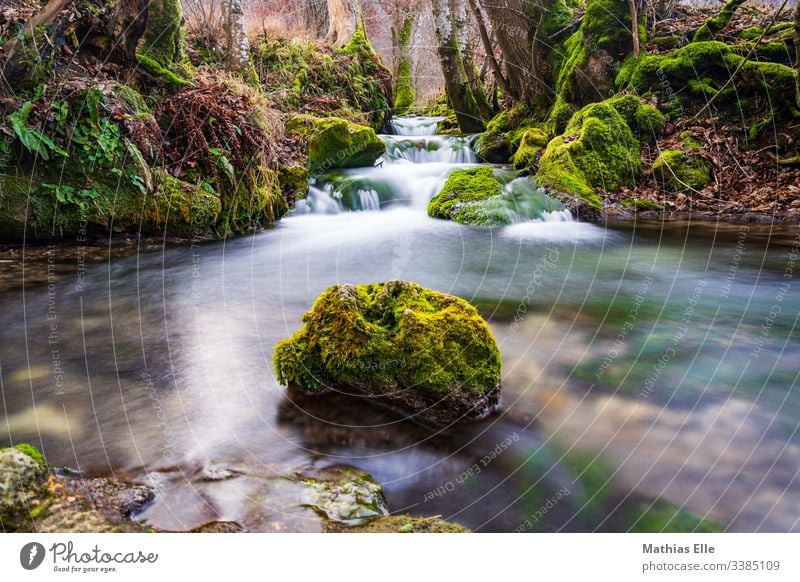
294, 115, 573, 224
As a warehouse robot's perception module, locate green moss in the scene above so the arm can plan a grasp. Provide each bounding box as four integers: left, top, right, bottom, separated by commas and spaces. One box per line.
537, 98, 642, 211
110, 83, 150, 115
427, 167, 501, 222
633, 104, 665, 141
294, 116, 385, 172
510, 128, 549, 169
652, 149, 712, 193
547, 95, 575, 136
219, 166, 287, 231
679, 131, 703, 149
627, 499, 724, 533
278, 164, 309, 202
274, 280, 501, 400
137, 0, 192, 87
650, 35, 684, 50
619, 41, 798, 107
344, 515, 470, 533
693, 0, 747, 42
621, 198, 662, 211
436, 114, 460, 135
393, 15, 416, 115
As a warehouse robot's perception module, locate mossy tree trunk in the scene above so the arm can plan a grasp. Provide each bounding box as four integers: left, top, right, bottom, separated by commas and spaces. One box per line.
692, 0, 747, 42
223, 0, 250, 73
325, 0, 359, 47
138, 0, 191, 86
796, 2, 800, 105
1, 0, 71, 81
429, 0, 489, 132
393, 10, 417, 115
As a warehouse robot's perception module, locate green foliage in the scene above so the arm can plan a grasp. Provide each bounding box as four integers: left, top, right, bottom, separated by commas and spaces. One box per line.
42, 183, 99, 209
621, 197, 662, 211
10, 102, 67, 161
652, 149, 712, 192
274, 281, 502, 397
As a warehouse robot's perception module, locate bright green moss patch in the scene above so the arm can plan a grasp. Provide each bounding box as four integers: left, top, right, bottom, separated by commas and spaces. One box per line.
652, 149, 712, 192
537, 98, 643, 211
137, 0, 192, 88
621, 198, 662, 211
427, 167, 501, 222
274, 281, 502, 423
289, 115, 386, 171
510, 128, 549, 169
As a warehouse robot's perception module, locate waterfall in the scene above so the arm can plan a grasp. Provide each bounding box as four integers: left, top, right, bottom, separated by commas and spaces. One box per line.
292, 116, 574, 225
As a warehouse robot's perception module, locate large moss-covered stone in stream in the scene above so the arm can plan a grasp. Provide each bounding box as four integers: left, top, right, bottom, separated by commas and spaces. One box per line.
651, 149, 712, 193
427, 167, 508, 226
273, 280, 502, 424
536, 96, 645, 213
287, 115, 386, 172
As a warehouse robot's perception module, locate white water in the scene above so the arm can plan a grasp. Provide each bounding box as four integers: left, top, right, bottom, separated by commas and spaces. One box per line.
294, 116, 575, 225
389, 115, 444, 136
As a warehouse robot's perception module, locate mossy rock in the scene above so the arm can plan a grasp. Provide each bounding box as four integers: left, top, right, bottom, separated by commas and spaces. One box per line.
621, 198, 662, 211
436, 114, 461, 135
288, 115, 386, 172
340, 514, 470, 533
478, 105, 537, 163
0, 445, 48, 530
537, 98, 643, 212
277, 164, 309, 203
274, 281, 502, 425
427, 167, 506, 226
652, 149, 712, 193
618, 41, 798, 108
510, 128, 549, 169
293, 466, 388, 525
476, 131, 511, 163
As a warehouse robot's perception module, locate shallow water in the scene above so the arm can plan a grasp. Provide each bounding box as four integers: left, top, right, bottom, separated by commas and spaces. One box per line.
1, 118, 798, 532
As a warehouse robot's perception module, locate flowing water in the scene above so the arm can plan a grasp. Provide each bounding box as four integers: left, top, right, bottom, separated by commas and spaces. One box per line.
1, 118, 799, 532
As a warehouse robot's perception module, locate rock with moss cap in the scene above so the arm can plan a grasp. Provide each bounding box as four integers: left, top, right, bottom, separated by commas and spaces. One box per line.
287, 115, 386, 172
510, 128, 549, 169
274, 281, 502, 424
428, 167, 507, 226
536, 96, 645, 214
652, 150, 712, 193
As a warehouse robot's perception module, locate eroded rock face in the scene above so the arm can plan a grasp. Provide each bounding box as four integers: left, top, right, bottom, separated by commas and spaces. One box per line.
274, 280, 502, 425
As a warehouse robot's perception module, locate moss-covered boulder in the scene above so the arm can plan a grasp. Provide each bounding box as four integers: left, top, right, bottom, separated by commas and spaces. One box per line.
510, 128, 549, 169
652, 149, 712, 193
288, 115, 386, 172
427, 167, 507, 226
0, 444, 47, 530
618, 41, 798, 108
536, 97, 643, 212
476, 105, 536, 163
274, 281, 502, 424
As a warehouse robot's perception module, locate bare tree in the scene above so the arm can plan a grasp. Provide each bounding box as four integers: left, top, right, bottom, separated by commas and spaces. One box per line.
224, 0, 250, 72
325, 0, 359, 47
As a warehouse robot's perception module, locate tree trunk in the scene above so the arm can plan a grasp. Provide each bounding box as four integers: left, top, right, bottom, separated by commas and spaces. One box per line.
2, 0, 71, 65
303, 0, 330, 39
467, 0, 511, 99
224, 0, 250, 72
795, 2, 800, 105
325, 0, 359, 47
429, 0, 487, 132
628, 0, 640, 58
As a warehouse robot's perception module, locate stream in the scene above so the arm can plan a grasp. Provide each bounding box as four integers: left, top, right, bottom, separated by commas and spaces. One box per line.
1, 116, 799, 532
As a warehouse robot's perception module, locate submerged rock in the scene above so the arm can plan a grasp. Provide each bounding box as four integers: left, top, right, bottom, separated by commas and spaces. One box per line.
274, 280, 502, 424
294, 466, 388, 525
